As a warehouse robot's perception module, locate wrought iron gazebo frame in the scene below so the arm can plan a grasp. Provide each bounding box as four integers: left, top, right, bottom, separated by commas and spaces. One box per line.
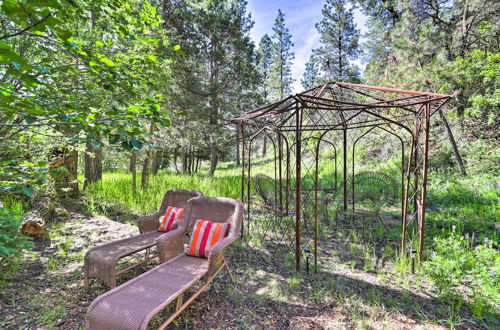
230, 82, 453, 271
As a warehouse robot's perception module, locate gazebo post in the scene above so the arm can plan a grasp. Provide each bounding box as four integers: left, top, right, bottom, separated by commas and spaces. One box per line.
240, 124, 245, 237
343, 128, 347, 211
419, 102, 431, 260
295, 102, 302, 272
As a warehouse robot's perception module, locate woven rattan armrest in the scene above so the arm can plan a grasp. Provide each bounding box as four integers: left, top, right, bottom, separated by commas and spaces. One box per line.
138, 211, 163, 234
157, 228, 185, 263
207, 236, 236, 276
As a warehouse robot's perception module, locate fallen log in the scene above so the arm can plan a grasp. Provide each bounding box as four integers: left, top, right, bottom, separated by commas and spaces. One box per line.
20, 196, 53, 237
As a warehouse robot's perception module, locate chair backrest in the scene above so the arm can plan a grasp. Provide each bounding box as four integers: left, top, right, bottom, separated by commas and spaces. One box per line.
179, 196, 244, 239
158, 189, 204, 214
347, 171, 398, 210
254, 174, 278, 208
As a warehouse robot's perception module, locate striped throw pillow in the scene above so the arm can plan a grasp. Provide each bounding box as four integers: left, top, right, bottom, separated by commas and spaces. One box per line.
158, 206, 184, 232
186, 220, 230, 258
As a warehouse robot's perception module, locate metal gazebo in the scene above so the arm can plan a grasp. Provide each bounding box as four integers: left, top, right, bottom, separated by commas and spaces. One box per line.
230, 82, 453, 271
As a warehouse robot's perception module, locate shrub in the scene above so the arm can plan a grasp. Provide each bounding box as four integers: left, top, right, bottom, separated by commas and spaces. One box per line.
0, 206, 34, 274
423, 234, 499, 318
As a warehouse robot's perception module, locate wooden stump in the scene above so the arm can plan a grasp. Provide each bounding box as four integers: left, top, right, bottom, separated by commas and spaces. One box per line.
20, 197, 53, 237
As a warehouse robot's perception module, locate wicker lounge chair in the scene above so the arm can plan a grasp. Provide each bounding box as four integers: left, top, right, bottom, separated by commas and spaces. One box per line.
86, 196, 243, 330
83, 189, 203, 289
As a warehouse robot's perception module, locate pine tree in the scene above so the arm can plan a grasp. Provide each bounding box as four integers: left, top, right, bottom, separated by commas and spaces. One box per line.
315, 0, 360, 82
163, 0, 259, 176
301, 53, 321, 89
257, 34, 273, 104
269, 9, 294, 100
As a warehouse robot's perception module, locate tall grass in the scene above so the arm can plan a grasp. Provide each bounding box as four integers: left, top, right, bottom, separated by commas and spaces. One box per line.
85, 170, 242, 214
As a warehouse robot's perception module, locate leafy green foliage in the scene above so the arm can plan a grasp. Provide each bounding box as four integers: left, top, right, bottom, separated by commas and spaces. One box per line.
0, 206, 33, 272
1, 0, 177, 194
439, 50, 499, 125
424, 234, 499, 318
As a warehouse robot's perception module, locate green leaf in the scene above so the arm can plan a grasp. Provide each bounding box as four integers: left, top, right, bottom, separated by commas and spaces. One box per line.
25, 116, 37, 124
19, 187, 34, 198
95, 40, 105, 47
173, 44, 181, 51
0, 41, 12, 50
100, 57, 115, 67
131, 139, 143, 149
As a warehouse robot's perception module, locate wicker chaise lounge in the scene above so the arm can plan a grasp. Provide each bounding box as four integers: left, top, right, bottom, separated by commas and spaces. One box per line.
86, 196, 243, 330
83, 189, 203, 289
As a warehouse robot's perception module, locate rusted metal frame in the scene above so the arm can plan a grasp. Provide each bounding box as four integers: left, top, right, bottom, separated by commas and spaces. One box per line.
271, 129, 291, 213
418, 102, 431, 261
429, 97, 452, 117
276, 109, 298, 128
297, 95, 411, 110
269, 134, 279, 214
335, 81, 452, 98
412, 115, 422, 215
295, 102, 303, 271
278, 134, 283, 211
335, 85, 421, 114
377, 125, 407, 221
249, 201, 293, 216
360, 108, 413, 135
314, 130, 338, 272
401, 121, 417, 252
298, 93, 426, 111
251, 97, 300, 119
282, 109, 365, 133
247, 127, 256, 237
240, 124, 246, 237
278, 112, 412, 130
351, 126, 378, 210
240, 95, 294, 116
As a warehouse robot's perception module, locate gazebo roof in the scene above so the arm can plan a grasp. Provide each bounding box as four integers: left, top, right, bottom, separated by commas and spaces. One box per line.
230, 82, 454, 131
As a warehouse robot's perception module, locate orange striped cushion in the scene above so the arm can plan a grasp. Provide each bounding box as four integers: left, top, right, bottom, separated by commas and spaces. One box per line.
158, 206, 184, 232
186, 220, 230, 258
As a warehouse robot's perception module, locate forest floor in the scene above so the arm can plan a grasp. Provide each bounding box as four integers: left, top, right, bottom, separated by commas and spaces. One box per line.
0, 199, 485, 329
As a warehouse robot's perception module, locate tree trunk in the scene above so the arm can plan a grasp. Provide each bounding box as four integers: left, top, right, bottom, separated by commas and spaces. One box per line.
438, 108, 467, 176
207, 143, 218, 176
236, 142, 240, 166
152, 150, 161, 175
20, 197, 53, 237
173, 149, 179, 173
141, 122, 156, 189
83, 142, 102, 190
50, 147, 78, 198
181, 149, 188, 174
130, 153, 137, 194
141, 151, 153, 189
262, 136, 267, 156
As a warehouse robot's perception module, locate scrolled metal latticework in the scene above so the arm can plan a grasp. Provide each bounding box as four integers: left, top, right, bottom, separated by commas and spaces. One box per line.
230, 82, 453, 272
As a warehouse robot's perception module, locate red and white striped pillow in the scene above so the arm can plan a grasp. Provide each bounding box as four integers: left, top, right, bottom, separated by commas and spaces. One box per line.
186, 220, 230, 258
158, 206, 184, 232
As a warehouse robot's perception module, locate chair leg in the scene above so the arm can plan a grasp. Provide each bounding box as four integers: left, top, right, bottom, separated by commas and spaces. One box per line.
176, 293, 184, 312
84, 276, 89, 290
224, 260, 235, 282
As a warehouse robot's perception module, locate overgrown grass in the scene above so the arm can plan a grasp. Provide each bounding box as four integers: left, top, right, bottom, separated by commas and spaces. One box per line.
84, 167, 243, 214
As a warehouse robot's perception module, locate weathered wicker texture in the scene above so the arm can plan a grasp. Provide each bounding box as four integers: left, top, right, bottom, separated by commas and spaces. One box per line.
84, 189, 203, 289
138, 189, 204, 233
86, 196, 244, 330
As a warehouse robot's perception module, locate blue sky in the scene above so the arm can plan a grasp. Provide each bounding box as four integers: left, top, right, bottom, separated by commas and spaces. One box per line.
247, 0, 368, 93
